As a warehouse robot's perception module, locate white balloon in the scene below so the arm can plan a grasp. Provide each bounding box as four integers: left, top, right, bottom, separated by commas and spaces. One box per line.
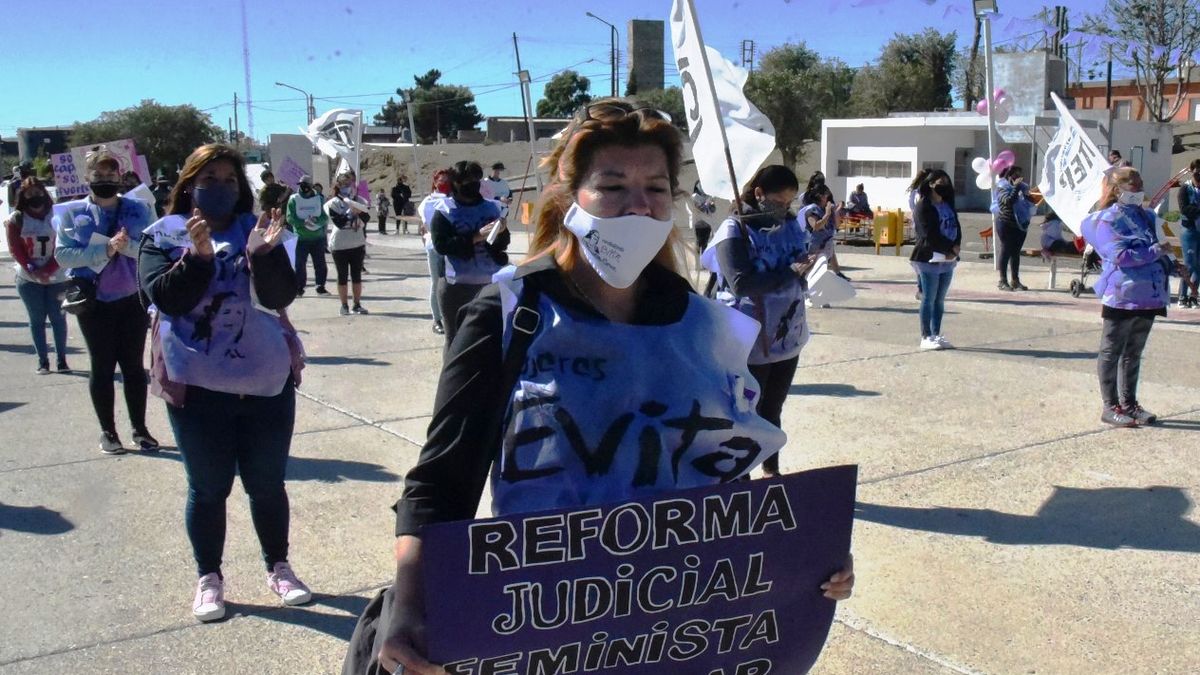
994, 108, 1010, 124
976, 173, 993, 190
971, 157, 990, 173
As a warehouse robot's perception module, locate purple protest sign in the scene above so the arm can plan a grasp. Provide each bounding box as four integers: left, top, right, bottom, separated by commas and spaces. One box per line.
421, 465, 857, 675
277, 156, 307, 190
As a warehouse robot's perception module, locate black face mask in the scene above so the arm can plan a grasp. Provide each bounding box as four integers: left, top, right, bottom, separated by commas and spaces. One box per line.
933, 184, 955, 201
25, 196, 48, 210
90, 181, 120, 199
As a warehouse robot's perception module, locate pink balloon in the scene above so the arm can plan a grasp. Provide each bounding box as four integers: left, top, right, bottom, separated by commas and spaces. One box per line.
993, 87, 1006, 100
990, 150, 1016, 174
975, 99, 989, 116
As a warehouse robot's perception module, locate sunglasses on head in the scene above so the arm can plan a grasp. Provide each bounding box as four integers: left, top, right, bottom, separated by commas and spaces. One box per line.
575, 102, 673, 126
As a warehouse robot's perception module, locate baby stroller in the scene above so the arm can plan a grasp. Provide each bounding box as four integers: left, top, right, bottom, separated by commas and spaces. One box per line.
1069, 243, 1103, 298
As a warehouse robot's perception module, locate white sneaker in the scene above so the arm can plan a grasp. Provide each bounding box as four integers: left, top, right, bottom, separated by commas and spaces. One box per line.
192, 573, 225, 622
933, 335, 954, 349
919, 337, 942, 351
267, 562, 312, 606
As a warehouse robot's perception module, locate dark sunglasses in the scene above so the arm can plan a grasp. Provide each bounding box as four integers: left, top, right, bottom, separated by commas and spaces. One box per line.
575, 102, 673, 126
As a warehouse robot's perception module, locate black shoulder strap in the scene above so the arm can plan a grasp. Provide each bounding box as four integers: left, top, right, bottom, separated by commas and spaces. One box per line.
500, 279, 541, 397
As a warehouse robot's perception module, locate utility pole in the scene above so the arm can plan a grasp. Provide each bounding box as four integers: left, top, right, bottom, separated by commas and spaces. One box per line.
233, 92, 240, 148
513, 33, 530, 124
402, 89, 420, 181
740, 39, 756, 73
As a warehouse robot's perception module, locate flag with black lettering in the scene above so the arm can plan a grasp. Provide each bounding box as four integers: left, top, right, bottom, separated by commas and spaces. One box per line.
1038, 93, 1106, 231
670, 0, 776, 201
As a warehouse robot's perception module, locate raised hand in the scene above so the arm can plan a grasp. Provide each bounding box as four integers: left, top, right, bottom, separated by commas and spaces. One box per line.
187, 209, 214, 260
107, 228, 130, 258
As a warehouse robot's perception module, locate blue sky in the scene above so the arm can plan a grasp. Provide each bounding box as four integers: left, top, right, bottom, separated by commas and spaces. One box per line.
4, 0, 1103, 141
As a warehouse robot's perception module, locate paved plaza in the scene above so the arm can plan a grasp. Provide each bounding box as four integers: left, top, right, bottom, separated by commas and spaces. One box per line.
0, 229, 1197, 674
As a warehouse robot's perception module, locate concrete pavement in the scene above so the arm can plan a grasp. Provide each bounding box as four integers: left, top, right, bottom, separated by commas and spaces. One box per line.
0, 227, 1196, 674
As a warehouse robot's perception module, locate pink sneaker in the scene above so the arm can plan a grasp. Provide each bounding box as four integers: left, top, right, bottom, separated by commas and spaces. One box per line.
267, 562, 312, 606
193, 573, 225, 622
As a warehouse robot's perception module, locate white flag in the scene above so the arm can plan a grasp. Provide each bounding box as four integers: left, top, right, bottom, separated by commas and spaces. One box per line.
304, 109, 364, 176
1038, 93, 1106, 232
670, 0, 776, 201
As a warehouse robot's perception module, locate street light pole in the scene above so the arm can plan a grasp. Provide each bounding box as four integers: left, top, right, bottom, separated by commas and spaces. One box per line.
974, 0, 1001, 270
275, 81, 315, 125
586, 12, 618, 97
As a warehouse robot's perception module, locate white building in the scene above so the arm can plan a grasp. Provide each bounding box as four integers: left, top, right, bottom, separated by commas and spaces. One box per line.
821, 52, 1174, 213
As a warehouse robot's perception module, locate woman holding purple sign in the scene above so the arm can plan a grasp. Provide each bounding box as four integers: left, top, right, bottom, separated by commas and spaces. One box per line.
54, 148, 161, 455
361, 98, 854, 675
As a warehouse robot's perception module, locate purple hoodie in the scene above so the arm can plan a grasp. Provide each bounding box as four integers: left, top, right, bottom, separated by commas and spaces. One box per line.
1080, 203, 1169, 311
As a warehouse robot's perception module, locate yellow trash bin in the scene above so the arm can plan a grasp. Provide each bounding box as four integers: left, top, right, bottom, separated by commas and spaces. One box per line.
873, 209, 902, 255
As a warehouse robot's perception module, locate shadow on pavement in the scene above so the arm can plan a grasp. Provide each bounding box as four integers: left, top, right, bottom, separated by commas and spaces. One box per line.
790, 383, 881, 398
856, 485, 1200, 552
0, 501, 74, 535
372, 311, 435, 320
228, 593, 371, 642
141, 449, 399, 483
0, 320, 33, 328
0, 401, 28, 414
959, 297, 1063, 307
1153, 419, 1200, 431
0, 343, 34, 354
958, 346, 1096, 360
306, 355, 392, 367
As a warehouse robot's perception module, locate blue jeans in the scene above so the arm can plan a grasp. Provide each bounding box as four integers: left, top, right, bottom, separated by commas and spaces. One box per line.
1180, 227, 1199, 299
15, 279, 68, 364
917, 266, 955, 337
167, 383, 296, 576
426, 246, 445, 324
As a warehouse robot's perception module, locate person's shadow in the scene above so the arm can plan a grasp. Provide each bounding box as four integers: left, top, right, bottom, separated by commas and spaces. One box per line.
0, 501, 74, 535
856, 485, 1200, 552
140, 449, 398, 484
215, 593, 373, 642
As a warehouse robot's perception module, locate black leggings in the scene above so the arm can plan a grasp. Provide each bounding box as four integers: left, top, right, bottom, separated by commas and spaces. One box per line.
997, 221, 1029, 284
333, 245, 366, 285
76, 294, 149, 434
1098, 315, 1155, 407
748, 355, 799, 474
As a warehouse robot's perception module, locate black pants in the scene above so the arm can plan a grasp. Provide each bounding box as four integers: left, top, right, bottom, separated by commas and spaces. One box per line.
1098, 315, 1155, 407
333, 245, 366, 285
377, 210, 388, 234
295, 238, 328, 290
76, 294, 149, 434
437, 281, 486, 349
997, 221, 1029, 284
748, 355, 799, 474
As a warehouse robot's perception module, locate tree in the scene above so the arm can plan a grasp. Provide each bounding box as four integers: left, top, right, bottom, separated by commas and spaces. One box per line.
744, 44, 854, 169
536, 71, 593, 117
1082, 0, 1200, 122
70, 100, 224, 175
631, 88, 687, 131
849, 29, 958, 117
374, 69, 484, 142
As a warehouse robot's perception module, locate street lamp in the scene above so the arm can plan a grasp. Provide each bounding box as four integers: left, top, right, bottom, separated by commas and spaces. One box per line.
585, 12, 618, 97
975, 0, 1000, 270
275, 81, 315, 125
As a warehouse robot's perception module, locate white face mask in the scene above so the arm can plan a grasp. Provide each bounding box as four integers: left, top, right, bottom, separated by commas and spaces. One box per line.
563, 202, 674, 289
1117, 190, 1145, 206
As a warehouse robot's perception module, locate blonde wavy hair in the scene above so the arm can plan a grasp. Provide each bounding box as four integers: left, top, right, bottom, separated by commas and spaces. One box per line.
1100, 166, 1141, 209
525, 98, 685, 275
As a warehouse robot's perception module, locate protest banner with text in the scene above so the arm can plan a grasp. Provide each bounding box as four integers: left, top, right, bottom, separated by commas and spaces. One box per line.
421, 465, 857, 675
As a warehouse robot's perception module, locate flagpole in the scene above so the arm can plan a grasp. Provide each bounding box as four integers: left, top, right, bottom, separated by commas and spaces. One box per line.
684, 0, 770, 357
684, 0, 745, 216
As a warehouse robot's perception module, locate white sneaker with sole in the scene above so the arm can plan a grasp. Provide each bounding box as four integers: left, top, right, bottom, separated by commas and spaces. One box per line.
919, 337, 942, 351
933, 335, 954, 349
267, 562, 312, 606
193, 573, 225, 622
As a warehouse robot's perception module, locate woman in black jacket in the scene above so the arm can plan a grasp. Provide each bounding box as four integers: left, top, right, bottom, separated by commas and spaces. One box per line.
909, 170, 962, 350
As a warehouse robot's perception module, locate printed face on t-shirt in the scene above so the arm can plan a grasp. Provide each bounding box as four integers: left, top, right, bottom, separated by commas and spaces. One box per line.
576, 144, 673, 221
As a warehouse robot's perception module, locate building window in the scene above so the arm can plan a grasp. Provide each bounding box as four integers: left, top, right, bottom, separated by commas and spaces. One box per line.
922, 161, 945, 172
1150, 138, 1159, 153
1192, 98, 1200, 121
1114, 100, 1132, 120
836, 159, 913, 178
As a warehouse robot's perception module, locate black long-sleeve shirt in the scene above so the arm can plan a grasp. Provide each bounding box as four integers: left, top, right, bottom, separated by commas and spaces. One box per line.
910, 195, 962, 262
429, 208, 511, 261
139, 233, 297, 315
393, 256, 692, 536
713, 217, 800, 297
